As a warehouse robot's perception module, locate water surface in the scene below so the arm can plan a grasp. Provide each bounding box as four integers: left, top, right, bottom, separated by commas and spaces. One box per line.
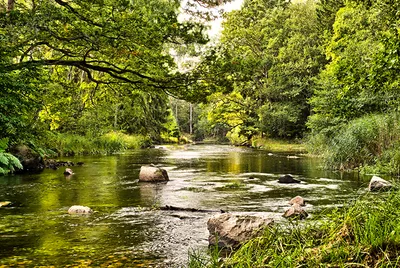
0, 145, 371, 267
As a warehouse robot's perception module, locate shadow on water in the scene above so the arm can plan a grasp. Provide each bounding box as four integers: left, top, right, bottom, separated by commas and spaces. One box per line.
0, 144, 370, 266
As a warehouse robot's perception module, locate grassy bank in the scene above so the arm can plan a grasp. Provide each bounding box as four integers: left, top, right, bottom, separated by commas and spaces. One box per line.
190, 188, 400, 267
42, 132, 152, 156
307, 112, 400, 175
251, 137, 306, 153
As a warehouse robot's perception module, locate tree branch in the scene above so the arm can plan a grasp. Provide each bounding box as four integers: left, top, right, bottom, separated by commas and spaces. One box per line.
52, 0, 103, 27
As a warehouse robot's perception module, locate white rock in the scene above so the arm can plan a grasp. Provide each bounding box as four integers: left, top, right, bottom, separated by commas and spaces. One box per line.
368, 176, 392, 192
68, 205, 93, 214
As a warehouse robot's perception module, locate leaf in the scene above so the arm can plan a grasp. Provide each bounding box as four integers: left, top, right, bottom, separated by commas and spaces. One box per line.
5, 154, 23, 170
0, 138, 8, 152
0, 154, 9, 166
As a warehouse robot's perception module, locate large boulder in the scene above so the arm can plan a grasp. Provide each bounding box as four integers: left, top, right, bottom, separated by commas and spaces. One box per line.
10, 144, 44, 173
207, 213, 273, 249
289, 196, 305, 206
68, 205, 93, 214
139, 165, 169, 182
278, 174, 301, 184
368, 176, 392, 192
283, 204, 308, 220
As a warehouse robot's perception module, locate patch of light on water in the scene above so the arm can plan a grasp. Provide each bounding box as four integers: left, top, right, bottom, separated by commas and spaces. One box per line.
240, 172, 276, 177
164, 151, 202, 159
247, 184, 272, 193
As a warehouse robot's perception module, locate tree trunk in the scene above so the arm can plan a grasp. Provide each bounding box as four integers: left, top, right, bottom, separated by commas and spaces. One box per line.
189, 103, 193, 135
7, 0, 15, 11
114, 104, 119, 130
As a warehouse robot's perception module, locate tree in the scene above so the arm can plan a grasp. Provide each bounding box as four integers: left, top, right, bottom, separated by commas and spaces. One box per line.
203, 0, 325, 140
308, 0, 400, 135
0, 0, 234, 146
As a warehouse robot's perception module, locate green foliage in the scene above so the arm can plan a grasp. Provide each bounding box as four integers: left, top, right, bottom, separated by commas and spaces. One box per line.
203, 0, 325, 141
190, 189, 400, 267
43, 132, 151, 156
0, 0, 220, 152
308, 113, 400, 173
0, 138, 22, 175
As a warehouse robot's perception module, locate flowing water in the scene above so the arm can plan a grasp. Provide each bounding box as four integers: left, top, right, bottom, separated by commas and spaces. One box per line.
0, 144, 372, 267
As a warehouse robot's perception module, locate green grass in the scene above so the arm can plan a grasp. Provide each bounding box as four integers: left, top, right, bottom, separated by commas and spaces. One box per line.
44, 132, 151, 156
307, 112, 400, 175
189, 188, 400, 267
251, 137, 306, 153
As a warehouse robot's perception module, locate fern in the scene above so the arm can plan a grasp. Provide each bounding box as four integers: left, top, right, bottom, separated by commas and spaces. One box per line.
0, 138, 8, 152
0, 166, 6, 175
0, 154, 9, 165
6, 154, 22, 170
0, 152, 22, 174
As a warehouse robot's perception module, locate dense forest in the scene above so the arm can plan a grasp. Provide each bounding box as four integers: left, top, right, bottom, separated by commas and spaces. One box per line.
1, 0, 400, 175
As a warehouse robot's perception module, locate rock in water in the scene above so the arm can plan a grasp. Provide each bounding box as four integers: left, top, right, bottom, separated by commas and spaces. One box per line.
64, 168, 74, 175
207, 213, 273, 249
139, 165, 169, 182
68, 205, 93, 214
368, 176, 392, 192
278, 174, 301, 184
283, 204, 308, 220
0, 201, 12, 207
10, 144, 44, 173
289, 196, 305, 206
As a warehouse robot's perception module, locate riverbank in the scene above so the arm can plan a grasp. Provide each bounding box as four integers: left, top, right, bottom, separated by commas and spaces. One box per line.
190, 187, 400, 267
250, 137, 306, 153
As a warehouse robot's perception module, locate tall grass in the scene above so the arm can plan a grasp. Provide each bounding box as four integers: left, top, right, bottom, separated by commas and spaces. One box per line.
189, 189, 400, 267
44, 132, 151, 156
307, 112, 400, 174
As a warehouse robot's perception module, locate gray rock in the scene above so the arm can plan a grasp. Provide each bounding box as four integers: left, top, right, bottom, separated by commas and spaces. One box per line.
368, 176, 392, 192
10, 144, 44, 173
207, 213, 273, 249
283, 204, 308, 220
68, 205, 93, 214
289, 196, 305, 206
139, 165, 169, 182
278, 174, 301, 184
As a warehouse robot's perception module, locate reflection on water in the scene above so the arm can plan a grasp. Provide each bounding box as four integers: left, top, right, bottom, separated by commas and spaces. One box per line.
0, 145, 370, 266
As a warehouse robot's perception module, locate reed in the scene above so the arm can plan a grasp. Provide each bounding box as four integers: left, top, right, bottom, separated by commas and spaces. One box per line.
307, 112, 400, 174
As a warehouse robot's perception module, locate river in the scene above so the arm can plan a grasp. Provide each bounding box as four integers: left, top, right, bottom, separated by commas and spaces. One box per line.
0, 144, 371, 267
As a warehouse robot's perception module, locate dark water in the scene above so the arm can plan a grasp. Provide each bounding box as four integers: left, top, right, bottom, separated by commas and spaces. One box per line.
0, 145, 371, 267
